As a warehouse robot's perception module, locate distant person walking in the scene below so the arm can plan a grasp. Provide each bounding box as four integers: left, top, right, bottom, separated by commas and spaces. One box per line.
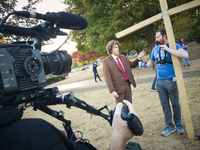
93, 62, 102, 82
179, 38, 190, 67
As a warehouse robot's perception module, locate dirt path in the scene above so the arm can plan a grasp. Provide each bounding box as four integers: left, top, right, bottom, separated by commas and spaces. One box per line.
46, 58, 200, 91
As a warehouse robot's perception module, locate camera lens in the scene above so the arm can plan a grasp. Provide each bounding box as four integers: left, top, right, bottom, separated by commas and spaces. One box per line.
41, 50, 72, 75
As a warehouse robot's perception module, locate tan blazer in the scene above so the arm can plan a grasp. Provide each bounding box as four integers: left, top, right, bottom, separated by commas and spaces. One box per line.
102, 55, 139, 94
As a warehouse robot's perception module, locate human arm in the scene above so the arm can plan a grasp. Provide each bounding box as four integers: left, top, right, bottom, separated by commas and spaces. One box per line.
182, 45, 188, 48
111, 100, 136, 150
102, 59, 116, 94
129, 50, 146, 68
146, 60, 155, 68
139, 51, 155, 69
180, 42, 189, 49
137, 50, 146, 60
159, 45, 188, 59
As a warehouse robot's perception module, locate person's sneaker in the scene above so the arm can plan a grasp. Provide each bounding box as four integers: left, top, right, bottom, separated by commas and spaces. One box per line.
150, 88, 156, 91
188, 64, 190, 66
161, 126, 176, 136
184, 65, 186, 67
175, 123, 185, 135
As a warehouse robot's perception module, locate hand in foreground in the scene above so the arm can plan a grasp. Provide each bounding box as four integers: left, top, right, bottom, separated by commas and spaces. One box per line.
111, 100, 135, 150
112, 91, 119, 98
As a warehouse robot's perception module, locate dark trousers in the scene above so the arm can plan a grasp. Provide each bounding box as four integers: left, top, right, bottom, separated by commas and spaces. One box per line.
115, 81, 132, 104
156, 79, 181, 127
94, 73, 101, 81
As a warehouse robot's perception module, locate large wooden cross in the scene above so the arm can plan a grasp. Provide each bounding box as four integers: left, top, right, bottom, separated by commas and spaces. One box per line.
116, 0, 200, 140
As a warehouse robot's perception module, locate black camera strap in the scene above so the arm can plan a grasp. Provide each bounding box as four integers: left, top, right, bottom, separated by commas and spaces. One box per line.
157, 47, 172, 64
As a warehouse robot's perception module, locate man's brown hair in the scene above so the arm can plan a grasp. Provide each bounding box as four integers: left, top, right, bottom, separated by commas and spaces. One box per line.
106, 40, 119, 55
156, 29, 167, 39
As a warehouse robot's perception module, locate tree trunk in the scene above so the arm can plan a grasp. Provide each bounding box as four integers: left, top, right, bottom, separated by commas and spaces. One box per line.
145, 24, 155, 55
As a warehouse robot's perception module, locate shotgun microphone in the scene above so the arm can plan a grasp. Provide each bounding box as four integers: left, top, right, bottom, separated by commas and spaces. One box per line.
14, 11, 88, 30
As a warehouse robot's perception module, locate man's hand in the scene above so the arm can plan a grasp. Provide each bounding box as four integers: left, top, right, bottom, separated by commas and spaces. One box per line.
112, 91, 119, 98
138, 50, 146, 60
111, 100, 135, 150
159, 45, 170, 51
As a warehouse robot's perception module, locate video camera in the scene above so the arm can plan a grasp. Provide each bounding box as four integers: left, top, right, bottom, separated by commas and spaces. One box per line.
0, 10, 89, 105
0, 10, 143, 150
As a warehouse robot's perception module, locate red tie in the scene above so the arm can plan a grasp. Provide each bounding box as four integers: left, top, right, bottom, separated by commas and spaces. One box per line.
116, 57, 127, 81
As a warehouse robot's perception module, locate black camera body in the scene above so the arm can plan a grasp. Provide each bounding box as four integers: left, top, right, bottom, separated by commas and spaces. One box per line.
0, 42, 72, 106
0, 44, 46, 96
0, 11, 76, 107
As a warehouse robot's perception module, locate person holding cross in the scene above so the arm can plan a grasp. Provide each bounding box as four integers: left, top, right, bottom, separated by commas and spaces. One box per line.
143, 29, 188, 136
102, 40, 145, 104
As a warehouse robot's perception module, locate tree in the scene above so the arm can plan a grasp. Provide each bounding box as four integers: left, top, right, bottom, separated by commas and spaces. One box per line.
0, 0, 42, 42
63, 0, 197, 56
187, 28, 200, 44
71, 50, 102, 63
71, 61, 78, 68
158, 8, 200, 43
0, 34, 7, 44
85, 51, 103, 62
71, 51, 87, 63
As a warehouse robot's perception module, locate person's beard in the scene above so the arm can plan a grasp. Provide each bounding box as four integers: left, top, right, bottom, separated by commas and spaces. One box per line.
160, 37, 165, 45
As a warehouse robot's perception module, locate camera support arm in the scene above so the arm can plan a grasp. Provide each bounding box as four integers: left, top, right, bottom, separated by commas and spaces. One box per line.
32, 103, 75, 140
39, 87, 112, 123
30, 87, 112, 140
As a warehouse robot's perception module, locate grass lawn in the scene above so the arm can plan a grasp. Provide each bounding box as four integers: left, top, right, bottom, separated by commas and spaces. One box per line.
22, 42, 200, 150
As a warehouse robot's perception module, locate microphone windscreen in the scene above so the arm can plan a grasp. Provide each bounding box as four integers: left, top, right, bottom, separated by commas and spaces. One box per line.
58, 12, 88, 30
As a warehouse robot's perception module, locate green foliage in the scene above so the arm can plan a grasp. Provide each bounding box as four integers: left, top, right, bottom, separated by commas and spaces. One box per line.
72, 61, 79, 68
158, 8, 199, 42
77, 61, 87, 67
64, 0, 159, 56
0, 0, 42, 42
46, 75, 66, 85
187, 28, 200, 44
64, 0, 198, 57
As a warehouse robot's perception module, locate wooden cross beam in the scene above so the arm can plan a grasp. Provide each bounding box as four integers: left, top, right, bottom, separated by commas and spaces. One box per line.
116, 0, 200, 140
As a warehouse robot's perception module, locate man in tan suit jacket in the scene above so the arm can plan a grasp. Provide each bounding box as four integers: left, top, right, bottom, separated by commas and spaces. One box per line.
102, 40, 145, 104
